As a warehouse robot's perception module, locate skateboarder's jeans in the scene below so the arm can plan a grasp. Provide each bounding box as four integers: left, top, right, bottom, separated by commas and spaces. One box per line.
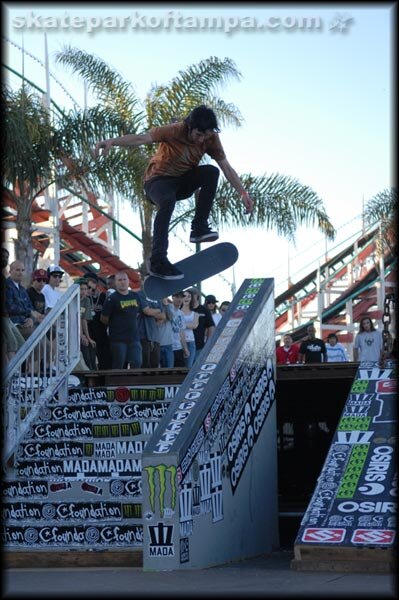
144, 165, 219, 261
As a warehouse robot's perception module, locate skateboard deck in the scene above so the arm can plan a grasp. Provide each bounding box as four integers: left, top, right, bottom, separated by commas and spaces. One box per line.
143, 242, 238, 300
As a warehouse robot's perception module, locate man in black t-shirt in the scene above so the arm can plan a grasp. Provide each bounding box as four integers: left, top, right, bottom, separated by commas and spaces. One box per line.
298, 324, 327, 363
100, 272, 143, 369
84, 273, 112, 370
188, 288, 215, 361
27, 269, 48, 319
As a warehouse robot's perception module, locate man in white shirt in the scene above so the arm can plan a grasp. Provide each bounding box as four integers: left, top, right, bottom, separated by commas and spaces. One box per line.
42, 265, 64, 312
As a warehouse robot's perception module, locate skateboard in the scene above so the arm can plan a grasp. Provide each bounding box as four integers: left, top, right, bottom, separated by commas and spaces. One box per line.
143, 242, 238, 300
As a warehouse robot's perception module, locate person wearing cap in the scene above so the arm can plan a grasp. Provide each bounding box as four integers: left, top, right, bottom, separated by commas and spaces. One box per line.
42, 265, 64, 312
205, 294, 221, 326
94, 105, 254, 280
5, 260, 44, 339
27, 269, 48, 321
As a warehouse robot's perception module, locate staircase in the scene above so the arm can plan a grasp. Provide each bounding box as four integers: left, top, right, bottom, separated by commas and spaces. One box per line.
3, 371, 185, 567
275, 227, 396, 349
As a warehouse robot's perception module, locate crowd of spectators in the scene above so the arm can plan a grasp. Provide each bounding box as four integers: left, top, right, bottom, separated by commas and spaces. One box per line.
276, 320, 389, 366
3, 252, 392, 370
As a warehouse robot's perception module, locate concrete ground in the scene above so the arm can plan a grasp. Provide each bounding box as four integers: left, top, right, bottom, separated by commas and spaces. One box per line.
2, 551, 396, 598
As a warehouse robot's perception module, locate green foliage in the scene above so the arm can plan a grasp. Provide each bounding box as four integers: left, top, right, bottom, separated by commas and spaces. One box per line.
364, 188, 397, 226
3, 85, 55, 197
170, 173, 336, 241
7, 48, 336, 266
364, 188, 397, 254
145, 56, 243, 127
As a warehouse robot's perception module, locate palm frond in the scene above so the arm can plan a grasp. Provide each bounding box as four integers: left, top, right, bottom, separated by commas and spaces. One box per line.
364, 188, 397, 254
145, 57, 242, 127
54, 46, 142, 121
364, 188, 397, 225
212, 173, 336, 240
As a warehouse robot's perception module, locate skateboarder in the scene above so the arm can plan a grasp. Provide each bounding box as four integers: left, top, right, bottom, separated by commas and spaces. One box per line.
94, 105, 253, 280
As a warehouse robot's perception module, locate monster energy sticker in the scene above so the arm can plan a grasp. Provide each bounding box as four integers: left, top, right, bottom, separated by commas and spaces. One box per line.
144, 465, 177, 519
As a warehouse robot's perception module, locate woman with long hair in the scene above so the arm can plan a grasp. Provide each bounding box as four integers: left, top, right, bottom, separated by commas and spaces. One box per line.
354, 316, 383, 364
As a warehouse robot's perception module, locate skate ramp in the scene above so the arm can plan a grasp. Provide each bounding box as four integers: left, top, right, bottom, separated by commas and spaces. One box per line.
142, 278, 278, 570
292, 363, 396, 572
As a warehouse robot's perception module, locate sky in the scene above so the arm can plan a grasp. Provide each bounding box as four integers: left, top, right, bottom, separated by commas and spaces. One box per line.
2, 2, 394, 301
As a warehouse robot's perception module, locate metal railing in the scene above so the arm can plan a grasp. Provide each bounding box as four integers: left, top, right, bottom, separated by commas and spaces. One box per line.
2, 285, 80, 466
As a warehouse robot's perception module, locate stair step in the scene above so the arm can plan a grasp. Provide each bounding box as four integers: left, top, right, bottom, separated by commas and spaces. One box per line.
4, 549, 143, 568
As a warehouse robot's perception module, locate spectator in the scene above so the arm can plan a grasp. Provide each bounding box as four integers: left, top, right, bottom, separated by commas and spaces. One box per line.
2, 248, 24, 361
188, 287, 215, 360
77, 278, 97, 371
136, 272, 165, 368
42, 265, 64, 312
100, 271, 142, 369
326, 333, 348, 362
170, 291, 189, 367
84, 273, 112, 370
181, 290, 199, 368
158, 297, 175, 368
353, 316, 383, 365
276, 334, 299, 365
298, 324, 327, 364
106, 274, 116, 297
218, 301, 231, 319
27, 269, 48, 320
205, 294, 221, 326
5, 260, 43, 340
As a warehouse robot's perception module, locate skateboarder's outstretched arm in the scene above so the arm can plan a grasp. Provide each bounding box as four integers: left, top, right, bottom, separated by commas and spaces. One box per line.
217, 158, 254, 215
94, 132, 153, 158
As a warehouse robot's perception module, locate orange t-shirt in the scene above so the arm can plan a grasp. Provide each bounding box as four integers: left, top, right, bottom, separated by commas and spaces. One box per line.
144, 122, 226, 181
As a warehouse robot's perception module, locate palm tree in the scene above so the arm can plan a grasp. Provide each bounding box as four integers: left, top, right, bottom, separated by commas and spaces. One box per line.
364, 187, 397, 254
3, 85, 56, 274
54, 48, 336, 267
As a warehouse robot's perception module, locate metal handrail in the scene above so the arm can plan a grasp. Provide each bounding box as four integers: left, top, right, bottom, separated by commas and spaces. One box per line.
3, 284, 81, 466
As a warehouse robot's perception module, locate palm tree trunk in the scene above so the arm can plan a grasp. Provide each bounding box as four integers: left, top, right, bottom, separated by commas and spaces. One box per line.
15, 195, 34, 285
139, 195, 154, 271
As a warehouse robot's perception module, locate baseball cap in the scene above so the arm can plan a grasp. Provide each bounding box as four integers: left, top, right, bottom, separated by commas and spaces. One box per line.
32, 269, 48, 281
47, 265, 64, 275
205, 294, 218, 303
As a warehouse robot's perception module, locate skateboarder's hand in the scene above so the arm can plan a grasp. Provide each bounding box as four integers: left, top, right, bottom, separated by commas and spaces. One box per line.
94, 139, 114, 158
241, 191, 254, 215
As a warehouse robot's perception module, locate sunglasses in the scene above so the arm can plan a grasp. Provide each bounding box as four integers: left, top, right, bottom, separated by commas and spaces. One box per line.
50, 273, 63, 278
88, 286, 96, 291
35, 278, 48, 283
